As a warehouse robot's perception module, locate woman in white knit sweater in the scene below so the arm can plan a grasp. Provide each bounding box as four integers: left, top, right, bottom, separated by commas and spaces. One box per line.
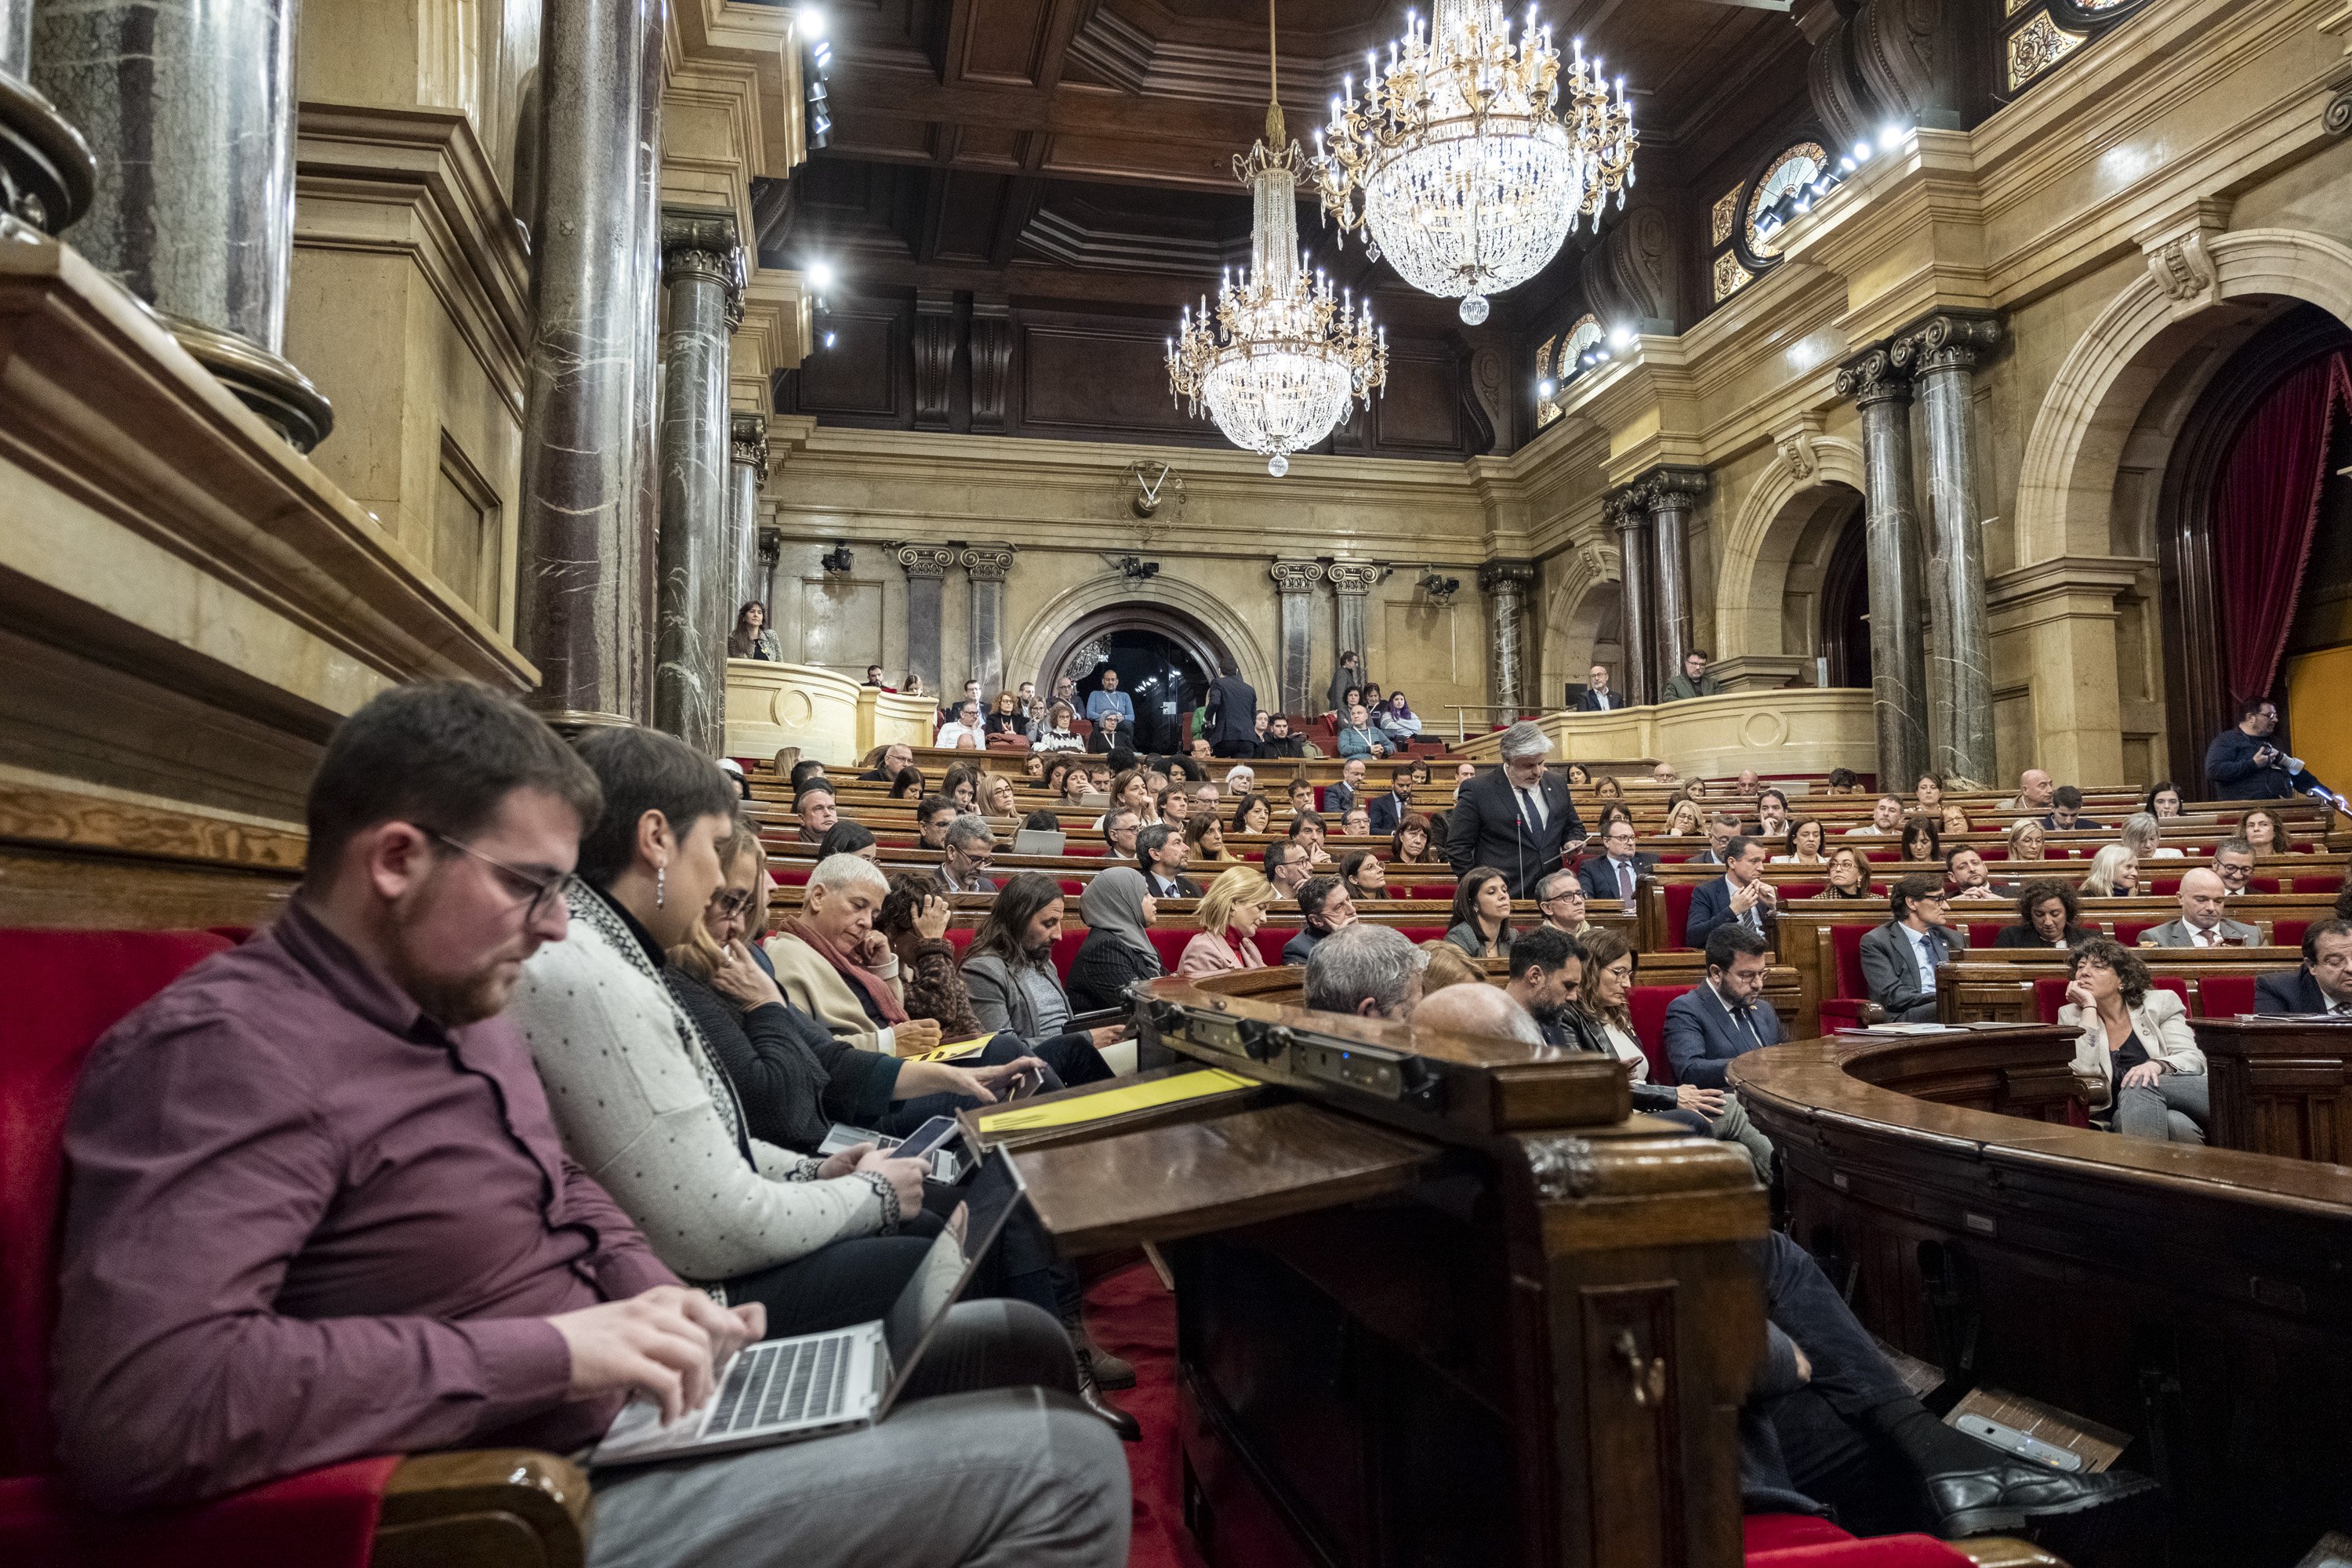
510, 726, 935, 1338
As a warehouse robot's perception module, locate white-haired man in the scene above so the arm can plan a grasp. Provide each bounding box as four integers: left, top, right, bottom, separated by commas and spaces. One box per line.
1446, 720, 1587, 898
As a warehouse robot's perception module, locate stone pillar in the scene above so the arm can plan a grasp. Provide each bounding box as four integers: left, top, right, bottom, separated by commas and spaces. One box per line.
34, 0, 331, 448
1632, 466, 1708, 679
961, 545, 1014, 699
513, 0, 664, 728
1607, 492, 1653, 705
897, 545, 959, 698
1893, 310, 2002, 788
757, 526, 782, 626
0, 1, 93, 234
1270, 560, 1325, 717
653, 212, 742, 755
728, 413, 769, 615
1480, 558, 1537, 718
1835, 344, 1931, 788
1327, 561, 1381, 685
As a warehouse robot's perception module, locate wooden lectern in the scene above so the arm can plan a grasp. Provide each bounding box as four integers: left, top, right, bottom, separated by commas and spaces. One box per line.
2190, 1014, 2352, 1162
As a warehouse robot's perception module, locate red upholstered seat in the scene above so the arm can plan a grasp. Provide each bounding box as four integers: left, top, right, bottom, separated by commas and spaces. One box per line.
1051, 929, 1086, 978
1397, 926, 1450, 947
1777, 882, 1824, 902
1058, 879, 1085, 895
2033, 973, 2187, 1023
2148, 877, 2181, 897
1626, 985, 1686, 1083
1147, 928, 1192, 970
1664, 882, 1697, 949
2298, 873, 2345, 894
1740, 1514, 1976, 1565
1864, 850, 1900, 864
772, 865, 811, 886
1744, 1515, 1856, 1553
1817, 923, 1879, 1029
2112, 919, 2162, 946
2250, 876, 2282, 895
2198, 974, 2259, 1017
945, 925, 978, 956
2274, 920, 2311, 952
1251, 927, 1290, 967
0, 928, 402, 1568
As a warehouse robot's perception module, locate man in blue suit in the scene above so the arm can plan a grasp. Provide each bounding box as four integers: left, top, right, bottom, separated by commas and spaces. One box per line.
1857, 876, 1968, 1022
1366, 765, 1417, 836
2256, 919, 2352, 1014
1685, 835, 1777, 950
1663, 925, 1785, 1088
2205, 696, 2331, 801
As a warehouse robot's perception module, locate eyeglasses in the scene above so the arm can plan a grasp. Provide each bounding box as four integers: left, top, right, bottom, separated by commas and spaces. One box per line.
708, 887, 760, 919
430, 831, 571, 920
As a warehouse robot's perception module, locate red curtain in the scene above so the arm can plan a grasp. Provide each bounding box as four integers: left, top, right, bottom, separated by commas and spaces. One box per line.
2210, 351, 2352, 705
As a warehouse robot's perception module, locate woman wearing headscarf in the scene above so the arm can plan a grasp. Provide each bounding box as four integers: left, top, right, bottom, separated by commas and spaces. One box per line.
1065, 866, 1166, 1011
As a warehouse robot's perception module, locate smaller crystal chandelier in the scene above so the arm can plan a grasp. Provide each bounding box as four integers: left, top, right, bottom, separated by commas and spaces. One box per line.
1167, 0, 1387, 477
1313, 0, 1637, 324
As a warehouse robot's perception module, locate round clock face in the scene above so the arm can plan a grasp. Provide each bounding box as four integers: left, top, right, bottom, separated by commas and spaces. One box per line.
1560, 317, 1602, 373
1745, 143, 1827, 260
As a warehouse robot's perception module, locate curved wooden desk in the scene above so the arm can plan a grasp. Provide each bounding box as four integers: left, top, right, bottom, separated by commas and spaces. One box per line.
1731, 1030, 2352, 1568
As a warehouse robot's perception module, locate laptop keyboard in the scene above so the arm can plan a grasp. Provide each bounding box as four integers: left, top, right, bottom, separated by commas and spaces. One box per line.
706, 1334, 855, 1435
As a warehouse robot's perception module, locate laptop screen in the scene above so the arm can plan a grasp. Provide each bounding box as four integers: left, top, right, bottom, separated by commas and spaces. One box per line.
875, 1145, 1029, 1413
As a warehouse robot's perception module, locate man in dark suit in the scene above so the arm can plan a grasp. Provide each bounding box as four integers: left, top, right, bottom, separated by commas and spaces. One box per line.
2256, 919, 2352, 1014
1684, 836, 1777, 950
1202, 662, 1260, 758
1577, 818, 1657, 902
1575, 662, 1626, 711
1662, 925, 1784, 1087
1446, 720, 1587, 898
1324, 756, 1369, 819
2205, 696, 2331, 801
1366, 765, 1417, 836
1857, 875, 1967, 1022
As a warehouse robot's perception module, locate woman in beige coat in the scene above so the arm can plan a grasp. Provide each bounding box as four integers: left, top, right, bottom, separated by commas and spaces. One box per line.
2054, 936, 2206, 1143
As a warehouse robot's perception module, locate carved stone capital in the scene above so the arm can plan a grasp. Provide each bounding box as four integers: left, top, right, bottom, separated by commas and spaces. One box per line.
1889, 310, 2002, 378
729, 413, 769, 480
1604, 489, 1649, 533
1478, 557, 1537, 594
660, 210, 744, 322
960, 544, 1015, 582
1270, 559, 1325, 593
1833, 343, 1911, 408
1626, 465, 1709, 517
1326, 560, 1381, 595
895, 544, 960, 579
2133, 198, 2230, 321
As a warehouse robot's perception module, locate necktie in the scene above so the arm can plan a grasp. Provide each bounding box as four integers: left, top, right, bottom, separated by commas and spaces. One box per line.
1519, 786, 1544, 832
2194, 928, 2210, 948
1617, 860, 1633, 901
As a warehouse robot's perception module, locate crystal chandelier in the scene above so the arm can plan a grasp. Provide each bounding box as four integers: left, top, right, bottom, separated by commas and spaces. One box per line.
1312, 0, 1637, 324
1167, 0, 1388, 477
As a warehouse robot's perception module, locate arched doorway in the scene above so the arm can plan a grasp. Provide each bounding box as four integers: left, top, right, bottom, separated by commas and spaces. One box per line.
1817, 499, 1871, 690
1039, 601, 1232, 754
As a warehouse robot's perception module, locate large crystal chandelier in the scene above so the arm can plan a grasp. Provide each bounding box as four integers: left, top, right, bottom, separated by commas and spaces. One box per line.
1313, 0, 1637, 324
1167, 0, 1387, 477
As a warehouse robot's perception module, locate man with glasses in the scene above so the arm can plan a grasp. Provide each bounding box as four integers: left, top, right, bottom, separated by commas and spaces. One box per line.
2212, 836, 2258, 895
2205, 695, 2331, 800
1859, 874, 1967, 1023
939, 815, 998, 895
1577, 818, 1657, 902
861, 742, 914, 782
1102, 806, 1141, 860
1535, 870, 1596, 937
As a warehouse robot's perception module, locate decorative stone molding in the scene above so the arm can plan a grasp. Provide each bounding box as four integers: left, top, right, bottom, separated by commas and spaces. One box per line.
1326, 561, 1382, 595
1524, 1134, 1599, 1200
659, 209, 743, 321
960, 544, 1015, 582
1625, 464, 1709, 517
2132, 198, 2230, 320
1889, 310, 2002, 376
1832, 343, 1911, 408
1269, 559, 1325, 593
729, 412, 769, 482
894, 543, 959, 579
1775, 419, 1820, 481
1478, 557, 1537, 592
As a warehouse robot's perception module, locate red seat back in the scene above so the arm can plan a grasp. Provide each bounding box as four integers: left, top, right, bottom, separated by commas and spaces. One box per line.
1663, 882, 1696, 949
2275, 920, 2311, 953
945, 925, 978, 956
1251, 927, 1290, 967
2033, 972, 2187, 1023
1147, 928, 1192, 970
1626, 985, 1689, 1084
2112, 919, 2162, 946
2199, 974, 2259, 1016
1776, 882, 1825, 902
2147, 877, 2180, 897
1828, 924, 1876, 999
1051, 929, 1086, 979
0, 929, 234, 1477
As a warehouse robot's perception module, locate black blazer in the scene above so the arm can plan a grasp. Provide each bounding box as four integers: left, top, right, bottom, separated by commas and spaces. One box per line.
1446, 765, 1586, 898
1577, 853, 1658, 901
2256, 968, 2332, 1014
1993, 923, 2091, 949
1323, 781, 1358, 818
1574, 689, 1626, 711
1366, 791, 1415, 836
1202, 673, 1259, 747
2204, 726, 2299, 800
1257, 734, 1305, 760
1064, 930, 1162, 1011
1085, 724, 1128, 754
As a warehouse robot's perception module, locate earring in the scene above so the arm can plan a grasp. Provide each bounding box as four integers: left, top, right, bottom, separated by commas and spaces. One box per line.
655, 866, 666, 908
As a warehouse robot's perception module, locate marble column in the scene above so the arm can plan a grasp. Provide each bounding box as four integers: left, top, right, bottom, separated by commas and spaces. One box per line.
514, 0, 663, 728
1270, 560, 1325, 717
0, 1, 93, 234
1835, 344, 1931, 788
728, 414, 770, 616
1632, 467, 1709, 678
1893, 311, 2003, 788
1327, 561, 1381, 682
757, 525, 782, 626
653, 212, 742, 755
962, 545, 1015, 699
1480, 558, 1537, 718
1607, 491, 1653, 705
34, 0, 331, 448
897, 545, 959, 698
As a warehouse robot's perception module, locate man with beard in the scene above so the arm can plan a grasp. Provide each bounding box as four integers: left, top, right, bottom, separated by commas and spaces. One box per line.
48, 682, 1131, 1563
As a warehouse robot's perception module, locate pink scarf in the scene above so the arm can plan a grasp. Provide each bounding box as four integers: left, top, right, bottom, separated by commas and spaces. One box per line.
788, 916, 908, 1025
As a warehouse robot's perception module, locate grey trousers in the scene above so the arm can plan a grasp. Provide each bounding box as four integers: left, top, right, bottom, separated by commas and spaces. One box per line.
2111, 1071, 2209, 1145
586, 1301, 1131, 1568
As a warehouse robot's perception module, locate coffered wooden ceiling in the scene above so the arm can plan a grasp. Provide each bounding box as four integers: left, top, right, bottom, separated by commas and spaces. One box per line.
760, 0, 1813, 324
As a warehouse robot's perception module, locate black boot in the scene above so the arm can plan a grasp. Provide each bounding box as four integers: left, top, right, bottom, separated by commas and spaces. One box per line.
1071, 1318, 1135, 1389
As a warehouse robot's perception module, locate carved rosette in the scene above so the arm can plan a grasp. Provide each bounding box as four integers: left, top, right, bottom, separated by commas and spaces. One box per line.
895, 544, 959, 580
1270, 559, 1326, 594
1326, 561, 1381, 596
1834, 343, 1911, 408
1523, 1134, 1599, 1200
728, 413, 769, 482
960, 545, 1015, 583
1889, 311, 2002, 379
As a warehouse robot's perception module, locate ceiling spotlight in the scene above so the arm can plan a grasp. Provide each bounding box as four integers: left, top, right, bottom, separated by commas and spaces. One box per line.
806, 260, 834, 290
799, 7, 826, 40
1537, 378, 1556, 398
1878, 123, 1905, 151
1606, 325, 1634, 350
1852, 140, 1873, 162
822, 330, 837, 348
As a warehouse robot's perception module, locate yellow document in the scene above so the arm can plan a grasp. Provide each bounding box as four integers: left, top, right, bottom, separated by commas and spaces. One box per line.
908, 1035, 993, 1062
974, 1069, 1258, 1134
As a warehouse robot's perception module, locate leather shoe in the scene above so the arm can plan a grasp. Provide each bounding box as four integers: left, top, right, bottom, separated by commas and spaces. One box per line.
1076, 1366, 1142, 1441
1087, 1341, 1137, 1389
1925, 1458, 2158, 1541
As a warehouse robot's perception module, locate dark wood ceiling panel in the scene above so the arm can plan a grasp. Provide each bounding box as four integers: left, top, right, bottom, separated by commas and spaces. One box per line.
959, 0, 1058, 85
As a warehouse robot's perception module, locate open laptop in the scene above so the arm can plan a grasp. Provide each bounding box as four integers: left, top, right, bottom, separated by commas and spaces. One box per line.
1012, 826, 1066, 856
590, 1145, 1027, 1466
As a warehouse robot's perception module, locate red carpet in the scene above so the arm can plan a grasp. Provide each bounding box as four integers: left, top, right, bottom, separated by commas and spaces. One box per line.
1086, 1262, 1210, 1568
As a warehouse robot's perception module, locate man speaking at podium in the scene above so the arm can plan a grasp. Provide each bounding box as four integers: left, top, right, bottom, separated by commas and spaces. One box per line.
1447, 721, 1585, 898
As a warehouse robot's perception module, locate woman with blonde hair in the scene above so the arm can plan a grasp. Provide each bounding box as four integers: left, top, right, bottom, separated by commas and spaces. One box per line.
1664, 798, 1705, 837
2005, 818, 2048, 865
2078, 844, 2140, 898
1417, 942, 1486, 994
2118, 811, 2181, 861
1594, 775, 1625, 801
1178, 866, 1277, 976
979, 771, 1020, 818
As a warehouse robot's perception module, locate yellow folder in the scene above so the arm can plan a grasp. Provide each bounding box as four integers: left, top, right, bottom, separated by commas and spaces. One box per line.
973, 1069, 1258, 1134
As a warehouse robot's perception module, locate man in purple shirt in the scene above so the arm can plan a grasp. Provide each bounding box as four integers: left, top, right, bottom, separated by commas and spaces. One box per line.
51, 682, 1127, 1567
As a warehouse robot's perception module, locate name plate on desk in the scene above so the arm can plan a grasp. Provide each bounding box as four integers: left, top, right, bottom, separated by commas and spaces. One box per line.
1140, 978, 1632, 1141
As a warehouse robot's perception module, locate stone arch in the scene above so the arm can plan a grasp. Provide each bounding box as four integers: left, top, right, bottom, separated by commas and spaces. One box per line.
1008, 572, 1277, 704
1715, 434, 1867, 659
1540, 539, 1622, 702
2015, 227, 2352, 565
